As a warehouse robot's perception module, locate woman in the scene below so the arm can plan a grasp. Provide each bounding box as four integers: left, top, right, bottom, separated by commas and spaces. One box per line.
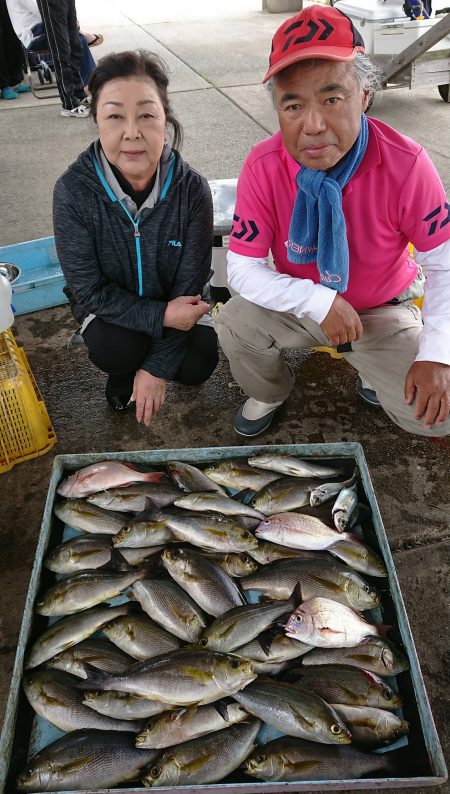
53, 50, 217, 425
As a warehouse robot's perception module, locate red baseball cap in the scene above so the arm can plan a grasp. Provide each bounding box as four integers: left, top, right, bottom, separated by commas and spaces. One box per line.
262, 4, 366, 83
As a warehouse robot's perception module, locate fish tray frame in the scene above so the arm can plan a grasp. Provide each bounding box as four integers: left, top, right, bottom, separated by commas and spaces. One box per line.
0, 443, 447, 793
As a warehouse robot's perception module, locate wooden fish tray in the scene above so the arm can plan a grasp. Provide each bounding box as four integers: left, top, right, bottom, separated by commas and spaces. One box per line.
0, 443, 447, 793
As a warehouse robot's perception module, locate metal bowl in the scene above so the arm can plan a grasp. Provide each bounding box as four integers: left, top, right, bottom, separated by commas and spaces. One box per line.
0, 263, 21, 284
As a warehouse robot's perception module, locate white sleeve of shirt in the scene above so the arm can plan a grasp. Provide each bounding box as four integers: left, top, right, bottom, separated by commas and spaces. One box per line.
227, 250, 336, 324
414, 239, 450, 366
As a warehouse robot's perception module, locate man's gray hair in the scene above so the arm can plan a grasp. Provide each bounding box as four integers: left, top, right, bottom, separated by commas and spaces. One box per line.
266, 53, 381, 103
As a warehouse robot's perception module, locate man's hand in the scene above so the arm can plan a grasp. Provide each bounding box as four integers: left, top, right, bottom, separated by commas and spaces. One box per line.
131, 370, 166, 427
405, 361, 450, 430
320, 294, 363, 347
164, 295, 210, 331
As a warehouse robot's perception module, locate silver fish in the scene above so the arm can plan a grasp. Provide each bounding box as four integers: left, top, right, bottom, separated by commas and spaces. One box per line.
112, 513, 176, 548
142, 720, 261, 786
174, 491, 264, 519
54, 499, 127, 535
136, 701, 249, 748
164, 511, 258, 553
199, 589, 300, 652
44, 535, 127, 574
310, 473, 357, 506
83, 691, 175, 720
237, 631, 313, 664
248, 454, 343, 479
80, 649, 257, 705
332, 486, 359, 532
57, 461, 166, 498
252, 477, 324, 515
328, 536, 388, 577
241, 557, 380, 611
204, 551, 259, 577
244, 736, 394, 782
233, 679, 351, 744
36, 567, 148, 616
131, 579, 207, 642
285, 597, 391, 648
249, 540, 320, 565
86, 481, 182, 512
118, 545, 166, 567
23, 670, 143, 732
167, 460, 226, 494
203, 459, 280, 490
302, 636, 409, 677
102, 613, 181, 660
16, 730, 159, 792
255, 512, 354, 550
287, 664, 402, 709
330, 704, 409, 748
25, 604, 131, 669
46, 638, 133, 678
161, 546, 245, 616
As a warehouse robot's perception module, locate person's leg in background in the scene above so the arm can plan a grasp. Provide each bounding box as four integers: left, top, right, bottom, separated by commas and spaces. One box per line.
36, 0, 88, 115
66, 0, 86, 104
78, 32, 95, 91
0, 0, 29, 99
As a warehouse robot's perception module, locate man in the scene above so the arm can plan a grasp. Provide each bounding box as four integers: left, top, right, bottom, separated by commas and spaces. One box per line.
215, 4, 450, 439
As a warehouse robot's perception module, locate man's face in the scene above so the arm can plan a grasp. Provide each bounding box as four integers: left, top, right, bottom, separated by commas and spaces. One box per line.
273, 59, 370, 171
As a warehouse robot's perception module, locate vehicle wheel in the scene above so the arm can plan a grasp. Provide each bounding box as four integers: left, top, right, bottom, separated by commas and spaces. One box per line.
37, 67, 45, 85
438, 84, 450, 102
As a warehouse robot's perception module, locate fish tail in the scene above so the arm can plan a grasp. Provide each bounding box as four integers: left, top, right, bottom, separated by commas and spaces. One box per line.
143, 471, 166, 483
375, 624, 393, 638
75, 663, 115, 690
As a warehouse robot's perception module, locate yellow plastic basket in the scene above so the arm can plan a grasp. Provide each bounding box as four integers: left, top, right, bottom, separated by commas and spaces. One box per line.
0, 329, 56, 474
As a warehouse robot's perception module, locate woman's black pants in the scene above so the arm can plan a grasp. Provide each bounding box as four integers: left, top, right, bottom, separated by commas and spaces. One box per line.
83, 318, 219, 399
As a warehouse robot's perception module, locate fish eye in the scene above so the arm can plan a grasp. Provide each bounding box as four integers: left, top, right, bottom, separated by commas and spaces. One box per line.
230, 659, 240, 668
383, 687, 394, 700
263, 520, 270, 526
242, 554, 251, 563
256, 753, 266, 763
199, 638, 208, 647
331, 724, 342, 735
151, 766, 161, 778
294, 614, 303, 623
241, 531, 251, 539
363, 584, 370, 592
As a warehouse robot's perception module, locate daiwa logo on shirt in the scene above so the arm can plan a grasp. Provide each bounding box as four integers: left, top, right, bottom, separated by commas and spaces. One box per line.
168, 240, 182, 247
286, 239, 317, 255
423, 202, 450, 236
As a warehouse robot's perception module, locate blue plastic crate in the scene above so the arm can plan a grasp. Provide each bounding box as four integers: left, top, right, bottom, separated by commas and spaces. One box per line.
0, 237, 67, 316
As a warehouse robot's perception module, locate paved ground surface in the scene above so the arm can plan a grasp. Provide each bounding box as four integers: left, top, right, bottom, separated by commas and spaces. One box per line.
0, 1, 449, 791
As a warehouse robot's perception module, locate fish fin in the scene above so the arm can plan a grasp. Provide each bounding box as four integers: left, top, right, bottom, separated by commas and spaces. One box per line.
133, 502, 161, 521
123, 586, 138, 601
376, 624, 393, 638
288, 581, 303, 609
214, 699, 231, 721
107, 548, 134, 571
257, 628, 278, 656
75, 664, 113, 690
231, 488, 254, 503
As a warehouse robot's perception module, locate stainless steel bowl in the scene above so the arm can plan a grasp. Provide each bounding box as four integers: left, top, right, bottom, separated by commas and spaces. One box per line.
0, 263, 21, 284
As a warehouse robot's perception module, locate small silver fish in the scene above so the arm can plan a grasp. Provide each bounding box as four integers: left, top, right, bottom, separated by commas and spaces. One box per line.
54, 499, 127, 535
203, 459, 280, 490
166, 461, 226, 494
332, 487, 359, 532
248, 454, 343, 479
87, 481, 182, 512
174, 491, 264, 520
330, 704, 409, 748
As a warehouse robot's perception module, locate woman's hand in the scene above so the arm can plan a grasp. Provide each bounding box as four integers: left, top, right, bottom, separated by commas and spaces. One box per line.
164, 295, 210, 331
131, 370, 166, 426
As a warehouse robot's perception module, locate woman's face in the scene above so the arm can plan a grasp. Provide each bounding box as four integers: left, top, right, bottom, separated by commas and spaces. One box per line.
96, 76, 167, 189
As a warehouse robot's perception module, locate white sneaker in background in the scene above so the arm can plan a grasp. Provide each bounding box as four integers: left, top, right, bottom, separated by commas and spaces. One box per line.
61, 105, 90, 118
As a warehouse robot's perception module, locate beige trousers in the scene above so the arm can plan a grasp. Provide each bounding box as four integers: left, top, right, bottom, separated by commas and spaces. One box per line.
215, 296, 450, 438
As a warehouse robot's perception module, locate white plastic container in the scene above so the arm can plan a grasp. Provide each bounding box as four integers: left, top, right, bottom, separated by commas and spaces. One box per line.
0, 275, 14, 332
335, 0, 450, 55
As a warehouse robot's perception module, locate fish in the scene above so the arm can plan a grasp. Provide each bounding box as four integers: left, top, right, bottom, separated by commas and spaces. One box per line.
332, 487, 359, 532
57, 461, 166, 498
310, 473, 357, 506
286, 664, 402, 709
233, 679, 351, 744
237, 630, 313, 664
136, 700, 249, 748
241, 557, 381, 611
255, 512, 356, 550
174, 491, 264, 519
161, 546, 245, 616
166, 460, 226, 494
46, 638, 134, 678
163, 511, 258, 553
199, 587, 301, 652
328, 537, 388, 578
53, 499, 127, 535
252, 477, 324, 515
83, 691, 175, 720
130, 579, 207, 642
203, 459, 281, 490
86, 481, 183, 512
141, 720, 261, 786
36, 567, 149, 616
102, 613, 181, 661
23, 670, 143, 733
80, 648, 257, 706
330, 704, 409, 748
285, 597, 391, 648
16, 730, 159, 792
248, 540, 321, 565
204, 551, 259, 577
248, 454, 343, 479
301, 636, 409, 676
244, 736, 395, 782
112, 511, 176, 548
117, 545, 166, 567
25, 604, 132, 669
44, 535, 128, 574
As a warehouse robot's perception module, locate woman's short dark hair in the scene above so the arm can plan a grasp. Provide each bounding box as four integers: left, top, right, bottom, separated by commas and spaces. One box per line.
88, 50, 183, 151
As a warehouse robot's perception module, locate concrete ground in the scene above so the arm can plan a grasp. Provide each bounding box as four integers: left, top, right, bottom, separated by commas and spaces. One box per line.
0, 0, 449, 791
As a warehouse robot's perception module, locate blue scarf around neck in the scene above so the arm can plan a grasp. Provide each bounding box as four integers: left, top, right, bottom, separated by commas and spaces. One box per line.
287, 113, 369, 293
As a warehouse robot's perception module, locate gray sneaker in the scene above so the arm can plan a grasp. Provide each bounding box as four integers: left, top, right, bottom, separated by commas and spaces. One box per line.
61, 104, 90, 118
356, 376, 381, 407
